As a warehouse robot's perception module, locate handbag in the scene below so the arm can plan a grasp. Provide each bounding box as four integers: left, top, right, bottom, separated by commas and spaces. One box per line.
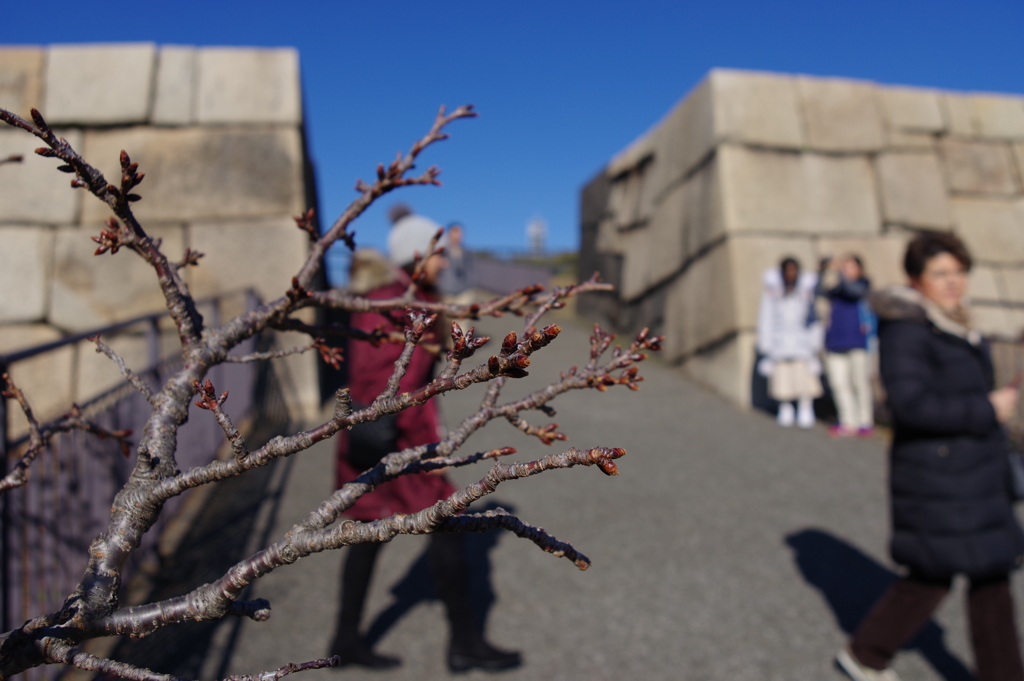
347, 403, 398, 471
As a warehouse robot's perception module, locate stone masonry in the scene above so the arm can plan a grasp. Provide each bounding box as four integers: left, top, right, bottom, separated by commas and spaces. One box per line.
0, 43, 321, 426
579, 69, 1024, 407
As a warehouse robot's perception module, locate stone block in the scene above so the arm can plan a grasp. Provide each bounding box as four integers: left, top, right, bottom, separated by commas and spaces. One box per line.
0, 127, 82, 225
43, 44, 156, 125
718, 145, 880, 235
941, 94, 975, 136
0, 47, 44, 118
998, 268, 1024, 305
971, 94, 1024, 139
186, 218, 310, 304
885, 129, 936, 150
48, 224, 185, 331
152, 46, 196, 125
195, 48, 302, 125
269, 328, 322, 422
75, 331, 149, 404
940, 139, 1020, 195
1012, 144, 1024, 184
874, 152, 952, 229
681, 330, 757, 408
663, 242, 733, 360
878, 86, 945, 132
0, 226, 53, 323
972, 305, 1024, 341
951, 197, 1024, 264
815, 234, 911, 291
797, 75, 886, 152
967, 265, 1001, 302
81, 126, 305, 224
644, 76, 716, 201
619, 157, 722, 301
710, 69, 804, 149
0, 324, 75, 438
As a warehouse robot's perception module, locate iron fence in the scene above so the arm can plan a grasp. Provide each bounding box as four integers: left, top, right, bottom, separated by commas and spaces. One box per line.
0, 289, 288, 657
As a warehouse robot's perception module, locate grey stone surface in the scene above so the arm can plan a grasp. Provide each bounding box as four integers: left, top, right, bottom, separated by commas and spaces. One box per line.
186, 217, 309, 303
153, 46, 196, 125
619, 158, 722, 301
0, 226, 52, 323
0, 47, 44, 119
0, 323, 74, 438
999, 268, 1024, 305
662, 240, 733, 361
644, 76, 715, 201
195, 48, 302, 124
815, 234, 911, 291
43, 43, 156, 125
878, 85, 945, 132
941, 94, 975, 136
874, 152, 952, 229
718, 145, 880, 235
940, 139, 1020, 196
1012, 143, 1024, 183
683, 330, 757, 407
884, 129, 936, 150
81, 126, 305, 224
967, 265, 1002, 302
972, 304, 1024, 340
48, 223, 185, 331
971, 93, 1024, 140
951, 197, 1024, 264
797, 75, 886, 152
0, 127, 82, 225
711, 69, 804, 149
220, 316, 1001, 681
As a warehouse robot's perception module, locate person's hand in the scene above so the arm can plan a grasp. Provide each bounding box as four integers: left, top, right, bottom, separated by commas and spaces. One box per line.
989, 387, 1019, 423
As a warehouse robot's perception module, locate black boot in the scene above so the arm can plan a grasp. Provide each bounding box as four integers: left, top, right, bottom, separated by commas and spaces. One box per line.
330, 543, 402, 670
428, 534, 522, 673
447, 636, 522, 673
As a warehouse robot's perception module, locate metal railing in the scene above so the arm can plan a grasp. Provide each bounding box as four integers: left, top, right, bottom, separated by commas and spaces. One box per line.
0, 290, 287, 644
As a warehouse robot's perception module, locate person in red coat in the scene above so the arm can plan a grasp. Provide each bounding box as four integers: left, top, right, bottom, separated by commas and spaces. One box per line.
330, 205, 521, 672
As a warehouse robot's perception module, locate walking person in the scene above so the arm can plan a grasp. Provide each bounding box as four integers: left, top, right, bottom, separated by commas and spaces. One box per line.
837, 231, 1024, 681
816, 254, 875, 438
757, 257, 823, 429
330, 205, 522, 672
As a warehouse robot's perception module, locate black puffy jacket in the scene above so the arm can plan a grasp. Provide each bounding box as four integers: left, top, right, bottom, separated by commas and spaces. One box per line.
873, 286, 1024, 579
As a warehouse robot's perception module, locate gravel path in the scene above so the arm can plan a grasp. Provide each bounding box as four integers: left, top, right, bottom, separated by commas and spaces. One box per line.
216, 314, 1023, 681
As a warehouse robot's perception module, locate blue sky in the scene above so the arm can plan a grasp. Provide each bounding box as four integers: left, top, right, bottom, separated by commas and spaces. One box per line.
5, 1, 1024, 283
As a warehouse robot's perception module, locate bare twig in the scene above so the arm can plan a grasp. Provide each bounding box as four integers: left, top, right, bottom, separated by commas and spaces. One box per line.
0, 154, 23, 166
89, 335, 157, 406
193, 379, 249, 461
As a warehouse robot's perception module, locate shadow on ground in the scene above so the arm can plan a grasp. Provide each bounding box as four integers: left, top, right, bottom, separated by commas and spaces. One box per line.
786, 528, 974, 681
360, 500, 515, 648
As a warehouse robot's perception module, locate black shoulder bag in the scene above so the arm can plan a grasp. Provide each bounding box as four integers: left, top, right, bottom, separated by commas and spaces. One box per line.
347, 404, 398, 471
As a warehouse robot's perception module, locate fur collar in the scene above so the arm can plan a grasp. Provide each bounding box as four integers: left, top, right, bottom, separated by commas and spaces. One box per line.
869, 285, 981, 346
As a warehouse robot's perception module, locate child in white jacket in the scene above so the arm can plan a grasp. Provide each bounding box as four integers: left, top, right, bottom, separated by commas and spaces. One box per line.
757, 258, 823, 428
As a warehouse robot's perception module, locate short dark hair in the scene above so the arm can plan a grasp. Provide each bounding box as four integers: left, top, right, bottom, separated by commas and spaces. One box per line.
903, 231, 972, 278
388, 203, 413, 224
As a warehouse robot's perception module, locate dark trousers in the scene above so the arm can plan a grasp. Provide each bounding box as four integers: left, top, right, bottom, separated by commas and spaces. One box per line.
850, 573, 1024, 681
334, 533, 478, 645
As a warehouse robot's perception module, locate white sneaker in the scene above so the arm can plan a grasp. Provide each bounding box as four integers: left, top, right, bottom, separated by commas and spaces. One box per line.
797, 398, 815, 429
836, 648, 901, 681
777, 402, 795, 427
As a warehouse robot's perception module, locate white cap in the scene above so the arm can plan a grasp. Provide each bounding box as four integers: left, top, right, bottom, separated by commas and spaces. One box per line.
387, 214, 447, 267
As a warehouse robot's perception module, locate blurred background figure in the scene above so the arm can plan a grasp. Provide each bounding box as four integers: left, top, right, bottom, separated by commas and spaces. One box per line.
331, 205, 521, 673
837, 231, 1023, 681
816, 254, 875, 438
756, 257, 823, 429
438, 221, 474, 306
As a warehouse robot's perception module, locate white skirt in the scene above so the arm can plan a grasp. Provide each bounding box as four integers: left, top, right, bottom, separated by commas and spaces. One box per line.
769, 360, 823, 401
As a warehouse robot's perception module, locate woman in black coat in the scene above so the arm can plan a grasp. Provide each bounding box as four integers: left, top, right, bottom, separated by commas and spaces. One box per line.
837, 232, 1024, 681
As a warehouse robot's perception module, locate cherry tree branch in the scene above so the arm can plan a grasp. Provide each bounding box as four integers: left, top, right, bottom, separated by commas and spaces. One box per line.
89, 335, 157, 406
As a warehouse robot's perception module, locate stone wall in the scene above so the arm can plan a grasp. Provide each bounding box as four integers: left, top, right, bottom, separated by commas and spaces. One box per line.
580, 69, 1024, 407
0, 43, 321, 425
